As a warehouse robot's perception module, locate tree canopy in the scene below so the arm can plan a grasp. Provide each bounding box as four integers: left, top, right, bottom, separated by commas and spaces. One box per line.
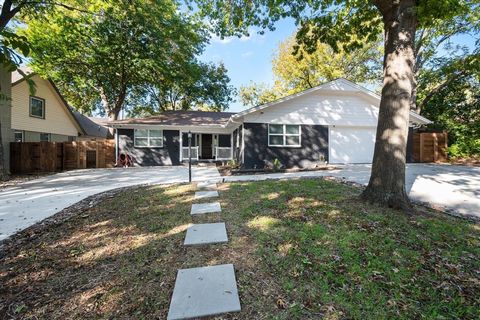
20, 0, 234, 120
126, 61, 235, 117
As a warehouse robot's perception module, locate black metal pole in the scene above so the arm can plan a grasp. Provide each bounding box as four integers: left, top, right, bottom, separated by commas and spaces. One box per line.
188, 131, 192, 183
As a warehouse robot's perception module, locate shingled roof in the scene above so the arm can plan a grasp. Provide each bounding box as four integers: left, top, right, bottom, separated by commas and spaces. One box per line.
73, 112, 112, 139
109, 110, 236, 127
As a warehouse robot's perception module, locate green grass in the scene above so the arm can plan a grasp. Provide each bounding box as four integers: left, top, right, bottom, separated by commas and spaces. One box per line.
1, 178, 478, 319
220, 179, 479, 319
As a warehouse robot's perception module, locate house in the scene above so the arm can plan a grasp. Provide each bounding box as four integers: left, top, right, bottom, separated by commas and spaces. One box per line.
73, 111, 113, 141
109, 79, 431, 168
11, 68, 85, 142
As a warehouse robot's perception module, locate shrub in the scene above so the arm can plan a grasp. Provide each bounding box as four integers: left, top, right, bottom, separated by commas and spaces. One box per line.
272, 158, 282, 171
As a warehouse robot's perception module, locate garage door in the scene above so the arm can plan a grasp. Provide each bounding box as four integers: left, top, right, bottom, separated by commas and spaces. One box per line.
329, 126, 376, 163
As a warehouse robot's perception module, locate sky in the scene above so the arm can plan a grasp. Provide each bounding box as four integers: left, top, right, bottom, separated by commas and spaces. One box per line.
199, 18, 298, 112
199, 19, 478, 113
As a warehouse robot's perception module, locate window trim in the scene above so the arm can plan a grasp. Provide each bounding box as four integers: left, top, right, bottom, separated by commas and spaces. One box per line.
134, 129, 164, 148
29, 96, 46, 119
14, 130, 24, 142
268, 124, 301, 147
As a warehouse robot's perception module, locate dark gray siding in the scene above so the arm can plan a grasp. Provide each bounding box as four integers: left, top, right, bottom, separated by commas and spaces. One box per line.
406, 127, 414, 163
118, 129, 180, 166
232, 129, 238, 161
231, 126, 243, 163
218, 134, 231, 147
181, 132, 197, 147
238, 125, 243, 163
243, 123, 328, 169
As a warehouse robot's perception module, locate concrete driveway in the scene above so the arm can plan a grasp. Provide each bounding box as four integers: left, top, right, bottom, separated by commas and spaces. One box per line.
0, 166, 220, 241
223, 164, 480, 220
1, 163, 478, 241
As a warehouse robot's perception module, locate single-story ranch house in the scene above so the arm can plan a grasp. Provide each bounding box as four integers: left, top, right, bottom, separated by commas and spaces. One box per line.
109, 79, 431, 169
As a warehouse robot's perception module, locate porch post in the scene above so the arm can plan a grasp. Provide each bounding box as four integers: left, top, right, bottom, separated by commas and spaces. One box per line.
188, 131, 192, 183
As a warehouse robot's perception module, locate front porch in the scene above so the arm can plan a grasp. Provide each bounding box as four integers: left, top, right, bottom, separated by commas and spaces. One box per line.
180, 132, 234, 162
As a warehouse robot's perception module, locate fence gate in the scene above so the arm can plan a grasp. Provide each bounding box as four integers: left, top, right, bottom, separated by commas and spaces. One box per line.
413, 132, 448, 163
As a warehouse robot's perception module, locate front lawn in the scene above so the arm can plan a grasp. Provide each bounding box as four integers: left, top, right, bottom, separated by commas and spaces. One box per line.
1, 179, 478, 319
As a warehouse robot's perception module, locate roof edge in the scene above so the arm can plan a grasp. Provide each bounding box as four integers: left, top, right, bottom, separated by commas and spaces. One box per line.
47, 79, 86, 135
232, 78, 432, 125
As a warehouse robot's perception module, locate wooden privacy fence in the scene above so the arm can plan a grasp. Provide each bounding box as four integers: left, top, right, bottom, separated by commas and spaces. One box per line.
11, 140, 115, 174
413, 132, 448, 163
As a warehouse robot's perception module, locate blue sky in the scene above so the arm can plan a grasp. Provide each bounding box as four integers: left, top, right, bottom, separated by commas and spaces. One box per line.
200, 18, 297, 112
200, 19, 478, 113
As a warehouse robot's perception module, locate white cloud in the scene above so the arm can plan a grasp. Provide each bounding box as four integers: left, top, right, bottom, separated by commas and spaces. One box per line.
209, 27, 265, 45
241, 51, 254, 58
210, 34, 233, 44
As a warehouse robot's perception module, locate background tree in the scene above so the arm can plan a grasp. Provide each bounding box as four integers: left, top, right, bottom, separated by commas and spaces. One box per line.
22, 0, 214, 120
420, 58, 480, 159
127, 61, 235, 117
1, 0, 84, 180
191, 0, 478, 210
412, 8, 480, 113
240, 34, 382, 108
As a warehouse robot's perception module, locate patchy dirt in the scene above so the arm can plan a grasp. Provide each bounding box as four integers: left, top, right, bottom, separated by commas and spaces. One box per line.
1, 179, 478, 319
450, 157, 480, 167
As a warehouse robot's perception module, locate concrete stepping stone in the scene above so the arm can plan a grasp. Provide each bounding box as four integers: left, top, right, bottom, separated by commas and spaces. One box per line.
197, 181, 217, 190
194, 190, 219, 200
191, 202, 221, 215
184, 223, 228, 246
167, 264, 241, 320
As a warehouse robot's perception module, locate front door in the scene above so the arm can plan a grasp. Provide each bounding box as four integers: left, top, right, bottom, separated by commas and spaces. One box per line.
201, 134, 213, 159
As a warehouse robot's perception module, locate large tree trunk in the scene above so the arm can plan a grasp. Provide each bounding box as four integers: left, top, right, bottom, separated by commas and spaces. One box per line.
361, 0, 417, 210
0, 120, 7, 181
0, 64, 12, 181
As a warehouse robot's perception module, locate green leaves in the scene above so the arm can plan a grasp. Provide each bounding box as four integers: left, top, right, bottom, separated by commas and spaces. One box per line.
0, 30, 30, 70
21, 0, 218, 119
239, 33, 382, 107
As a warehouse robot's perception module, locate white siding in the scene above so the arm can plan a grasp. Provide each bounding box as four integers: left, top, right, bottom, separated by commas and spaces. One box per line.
11, 75, 79, 137
243, 91, 379, 126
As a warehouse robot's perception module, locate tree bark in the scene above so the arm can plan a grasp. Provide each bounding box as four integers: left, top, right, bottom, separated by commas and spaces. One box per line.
361, 0, 417, 210
0, 119, 7, 181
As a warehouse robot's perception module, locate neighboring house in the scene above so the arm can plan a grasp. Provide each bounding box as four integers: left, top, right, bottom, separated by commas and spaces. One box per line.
109, 78, 432, 168
73, 111, 113, 141
11, 68, 84, 142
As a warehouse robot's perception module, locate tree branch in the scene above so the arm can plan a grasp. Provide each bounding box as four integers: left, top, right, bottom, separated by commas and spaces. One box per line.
417, 71, 468, 113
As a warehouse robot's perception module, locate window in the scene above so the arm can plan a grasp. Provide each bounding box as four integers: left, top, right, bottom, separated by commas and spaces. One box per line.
40, 133, 51, 142
14, 130, 24, 142
268, 124, 301, 147
30, 97, 45, 119
134, 129, 163, 147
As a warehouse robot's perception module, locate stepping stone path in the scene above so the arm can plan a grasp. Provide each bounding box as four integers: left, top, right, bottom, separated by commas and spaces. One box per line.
167, 181, 241, 319
184, 222, 228, 246
167, 264, 241, 320
196, 181, 218, 190
194, 190, 219, 200
190, 202, 222, 215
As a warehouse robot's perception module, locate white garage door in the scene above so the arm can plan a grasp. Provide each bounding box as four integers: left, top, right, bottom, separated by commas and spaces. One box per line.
329, 126, 376, 163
